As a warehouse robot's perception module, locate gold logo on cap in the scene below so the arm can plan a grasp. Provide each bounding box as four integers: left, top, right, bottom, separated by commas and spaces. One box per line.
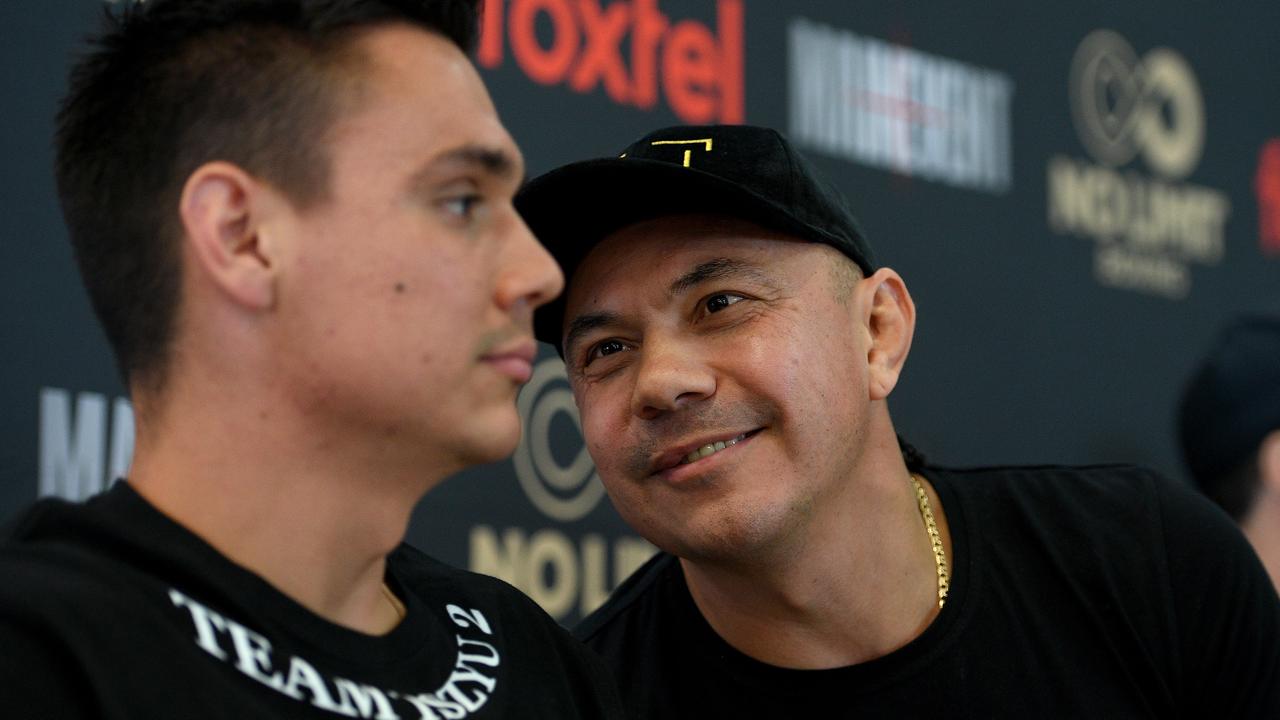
650, 138, 714, 167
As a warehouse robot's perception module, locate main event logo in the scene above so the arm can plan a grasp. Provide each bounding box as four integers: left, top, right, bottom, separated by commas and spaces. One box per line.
788, 18, 1015, 194
38, 387, 133, 502
1047, 29, 1231, 299
477, 0, 744, 124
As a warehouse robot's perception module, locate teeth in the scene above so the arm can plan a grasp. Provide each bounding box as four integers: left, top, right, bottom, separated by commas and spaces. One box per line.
682, 433, 748, 465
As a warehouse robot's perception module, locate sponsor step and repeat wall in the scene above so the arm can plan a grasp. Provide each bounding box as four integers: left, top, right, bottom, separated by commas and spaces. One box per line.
4, 1, 1279, 625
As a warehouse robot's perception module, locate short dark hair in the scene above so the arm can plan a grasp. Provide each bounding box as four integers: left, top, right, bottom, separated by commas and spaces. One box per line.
55, 0, 481, 389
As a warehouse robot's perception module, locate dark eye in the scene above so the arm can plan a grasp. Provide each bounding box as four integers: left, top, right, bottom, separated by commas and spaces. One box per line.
598, 340, 626, 356
442, 195, 481, 218
585, 339, 629, 366
705, 293, 745, 313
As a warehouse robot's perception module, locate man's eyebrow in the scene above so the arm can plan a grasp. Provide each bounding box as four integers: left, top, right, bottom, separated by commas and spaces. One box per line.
409, 144, 522, 188
563, 311, 622, 358
668, 257, 771, 297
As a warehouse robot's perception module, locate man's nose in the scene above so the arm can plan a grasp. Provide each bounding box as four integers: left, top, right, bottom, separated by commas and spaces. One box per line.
496, 209, 565, 315
630, 337, 716, 421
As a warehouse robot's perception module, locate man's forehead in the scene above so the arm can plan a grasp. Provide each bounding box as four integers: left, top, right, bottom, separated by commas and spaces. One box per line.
571, 219, 814, 292
572, 238, 767, 300
327, 25, 522, 185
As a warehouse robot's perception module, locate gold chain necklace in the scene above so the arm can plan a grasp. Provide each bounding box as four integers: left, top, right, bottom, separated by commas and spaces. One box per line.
910, 473, 950, 608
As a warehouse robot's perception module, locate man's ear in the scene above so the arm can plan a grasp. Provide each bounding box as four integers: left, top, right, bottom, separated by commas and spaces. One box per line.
179, 161, 278, 311
860, 267, 916, 401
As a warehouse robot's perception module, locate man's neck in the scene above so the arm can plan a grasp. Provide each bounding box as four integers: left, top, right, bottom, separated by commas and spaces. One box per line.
126, 379, 446, 636
679, 471, 951, 669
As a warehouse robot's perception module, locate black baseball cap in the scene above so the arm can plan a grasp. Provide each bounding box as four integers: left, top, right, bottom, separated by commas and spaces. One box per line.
1179, 316, 1280, 486
515, 124, 875, 354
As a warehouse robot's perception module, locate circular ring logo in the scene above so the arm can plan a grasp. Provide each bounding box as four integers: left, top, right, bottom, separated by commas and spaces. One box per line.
512, 358, 606, 522
1069, 29, 1204, 179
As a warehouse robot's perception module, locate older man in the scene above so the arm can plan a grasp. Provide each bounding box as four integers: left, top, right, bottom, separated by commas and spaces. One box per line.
0, 1, 622, 717
516, 124, 1280, 717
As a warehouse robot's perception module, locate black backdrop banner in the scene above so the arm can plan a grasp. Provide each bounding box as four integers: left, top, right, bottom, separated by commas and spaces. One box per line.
3, 1, 1278, 626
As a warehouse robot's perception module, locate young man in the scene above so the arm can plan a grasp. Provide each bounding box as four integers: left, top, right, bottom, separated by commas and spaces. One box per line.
1180, 316, 1280, 595
515, 124, 1280, 717
0, 2, 622, 717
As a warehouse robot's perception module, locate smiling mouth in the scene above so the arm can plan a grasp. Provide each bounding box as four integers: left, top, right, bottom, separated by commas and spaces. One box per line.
679, 430, 757, 465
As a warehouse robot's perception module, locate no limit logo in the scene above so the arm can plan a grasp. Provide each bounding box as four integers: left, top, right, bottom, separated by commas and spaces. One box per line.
1047, 29, 1230, 300
471, 358, 653, 622
1068, 29, 1202, 179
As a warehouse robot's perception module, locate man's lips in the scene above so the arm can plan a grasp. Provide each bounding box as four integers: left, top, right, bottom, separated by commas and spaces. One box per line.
480, 339, 537, 383
649, 429, 763, 475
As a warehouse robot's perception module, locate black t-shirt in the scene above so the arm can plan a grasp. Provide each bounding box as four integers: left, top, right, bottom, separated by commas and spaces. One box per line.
576, 465, 1280, 718
0, 482, 624, 719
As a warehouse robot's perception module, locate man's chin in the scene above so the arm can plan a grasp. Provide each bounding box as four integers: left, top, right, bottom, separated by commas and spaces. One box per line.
459, 413, 523, 466
638, 504, 789, 565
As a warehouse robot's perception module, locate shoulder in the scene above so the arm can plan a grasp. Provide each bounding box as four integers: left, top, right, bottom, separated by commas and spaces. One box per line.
0, 620, 96, 717
388, 543, 531, 613
574, 552, 681, 646
927, 465, 1280, 713
389, 542, 545, 612
388, 544, 627, 716
928, 461, 1162, 497
929, 462, 1247, 544
0, 499, 175, 714
389, 542, 584, 646
932, 465, 1280, 657
926, 463, 1194, 621
0, 496, 145, 615
2, 483, 162, 571
927, 462, 1178, 532
1, 494, 85, 546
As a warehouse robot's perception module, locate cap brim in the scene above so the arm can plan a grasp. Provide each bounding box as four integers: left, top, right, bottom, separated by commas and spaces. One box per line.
517, 157, 840, 353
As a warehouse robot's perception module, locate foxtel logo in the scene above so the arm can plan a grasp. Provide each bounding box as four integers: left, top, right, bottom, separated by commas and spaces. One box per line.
478, 0, 744, 124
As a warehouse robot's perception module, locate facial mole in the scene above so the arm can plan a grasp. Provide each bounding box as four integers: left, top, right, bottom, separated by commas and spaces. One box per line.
394, 282, 406, 293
